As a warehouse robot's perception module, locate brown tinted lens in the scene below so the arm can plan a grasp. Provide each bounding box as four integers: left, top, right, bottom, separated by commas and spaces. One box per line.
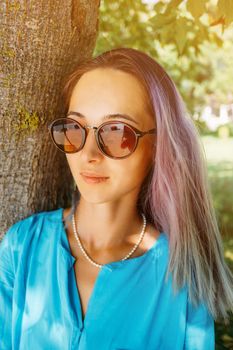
51, 119, 83, 153
98, 123, 136, 158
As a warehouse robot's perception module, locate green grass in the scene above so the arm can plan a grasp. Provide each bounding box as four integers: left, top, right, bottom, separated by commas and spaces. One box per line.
201, 136, 233, 237
201, 136, 233, 349
201, 136, 233, 164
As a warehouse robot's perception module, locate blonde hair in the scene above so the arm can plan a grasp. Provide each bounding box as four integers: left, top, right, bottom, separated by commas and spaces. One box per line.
62, 47, 233, 324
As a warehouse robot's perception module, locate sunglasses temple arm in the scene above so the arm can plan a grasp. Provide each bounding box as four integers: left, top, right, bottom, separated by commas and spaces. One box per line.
139, 129, 156, 137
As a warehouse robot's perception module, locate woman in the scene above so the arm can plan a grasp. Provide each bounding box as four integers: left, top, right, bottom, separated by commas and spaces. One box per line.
1, 48, 233, 349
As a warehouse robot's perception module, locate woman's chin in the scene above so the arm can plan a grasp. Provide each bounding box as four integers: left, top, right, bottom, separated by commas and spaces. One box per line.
79, 191, 112, 204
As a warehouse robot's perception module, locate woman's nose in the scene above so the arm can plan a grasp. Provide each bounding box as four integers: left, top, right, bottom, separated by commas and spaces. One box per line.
80, 127, 103, 160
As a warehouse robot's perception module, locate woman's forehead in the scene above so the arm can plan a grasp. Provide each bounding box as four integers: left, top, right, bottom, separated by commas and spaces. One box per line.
69, 68, 154, 128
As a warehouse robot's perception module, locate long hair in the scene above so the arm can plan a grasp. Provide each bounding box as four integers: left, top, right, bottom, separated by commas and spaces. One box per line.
61, 47, 233, 323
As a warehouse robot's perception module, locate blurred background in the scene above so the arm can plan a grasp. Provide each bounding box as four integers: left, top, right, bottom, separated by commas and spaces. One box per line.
0, 0, 232, 347
94, 1, 233, 348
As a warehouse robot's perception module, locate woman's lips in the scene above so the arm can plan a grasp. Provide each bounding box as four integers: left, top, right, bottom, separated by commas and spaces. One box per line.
80, 174, 109, 184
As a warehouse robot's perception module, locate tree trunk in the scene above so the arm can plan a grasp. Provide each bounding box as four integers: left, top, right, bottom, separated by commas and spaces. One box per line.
0, 0, 100, 236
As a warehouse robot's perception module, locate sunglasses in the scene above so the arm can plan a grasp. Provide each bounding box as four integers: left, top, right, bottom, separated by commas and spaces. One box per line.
48, 117, 156, 160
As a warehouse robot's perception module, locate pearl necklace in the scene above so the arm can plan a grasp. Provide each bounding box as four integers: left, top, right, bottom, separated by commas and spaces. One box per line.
71, 212, 147, 268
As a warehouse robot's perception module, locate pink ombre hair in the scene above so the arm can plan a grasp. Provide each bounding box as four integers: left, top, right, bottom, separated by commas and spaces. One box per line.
62, 47, 233, 323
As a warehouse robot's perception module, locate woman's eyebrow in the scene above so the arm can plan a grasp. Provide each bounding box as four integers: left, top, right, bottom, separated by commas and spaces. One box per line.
66, 111, 139, 125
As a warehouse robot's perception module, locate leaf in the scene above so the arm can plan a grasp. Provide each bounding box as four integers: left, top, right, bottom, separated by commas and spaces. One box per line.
153, 1, 166, 14
217, 0, 233, 25
212, 32, 224, 47
209, 15, 226, 26
174, 17, 189, 55
149, 12, 177, 30
165, 0, 184, 13
160, 24, 175, 44
187, 0, 206, 19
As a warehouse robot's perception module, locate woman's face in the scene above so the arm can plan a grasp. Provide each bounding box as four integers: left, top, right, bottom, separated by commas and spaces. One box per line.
66, 67, 156, 204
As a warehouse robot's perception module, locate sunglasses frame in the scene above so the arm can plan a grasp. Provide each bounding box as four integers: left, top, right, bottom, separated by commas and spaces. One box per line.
48, 117, 156, 160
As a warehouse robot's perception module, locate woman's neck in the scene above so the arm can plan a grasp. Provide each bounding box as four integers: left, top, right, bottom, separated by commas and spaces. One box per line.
73, 199, 143, 251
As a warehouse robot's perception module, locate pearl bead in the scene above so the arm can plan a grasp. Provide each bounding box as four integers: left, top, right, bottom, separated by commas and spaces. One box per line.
71, 213, 147, 268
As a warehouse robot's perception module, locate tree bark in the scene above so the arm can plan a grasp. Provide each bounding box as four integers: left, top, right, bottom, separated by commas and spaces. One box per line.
0, 0, 100, 236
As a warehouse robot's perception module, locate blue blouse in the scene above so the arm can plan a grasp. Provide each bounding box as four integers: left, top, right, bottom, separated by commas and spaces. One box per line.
0, 208, 215, 349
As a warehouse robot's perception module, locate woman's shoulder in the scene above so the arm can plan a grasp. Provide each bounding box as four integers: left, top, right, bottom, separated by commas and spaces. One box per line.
0, 208, 65, 288
2, 207, 64, 251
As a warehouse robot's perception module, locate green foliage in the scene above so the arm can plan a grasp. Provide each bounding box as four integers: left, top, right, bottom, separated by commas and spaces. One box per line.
95, 0, 233, 114
199, 136, 233, 347
208, 163, 233, 235
217, 0, 233, 27
215, 235, 233, 349
187, 0, 206, 19
96, 0, 229, 58
215, 309, 233, 349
